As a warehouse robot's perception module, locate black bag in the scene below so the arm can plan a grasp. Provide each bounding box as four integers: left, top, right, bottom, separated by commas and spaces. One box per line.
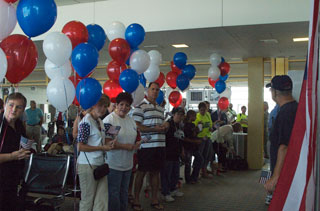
93, 163, 109, 180
84, 152, 109, 180
226, 155, 248, 170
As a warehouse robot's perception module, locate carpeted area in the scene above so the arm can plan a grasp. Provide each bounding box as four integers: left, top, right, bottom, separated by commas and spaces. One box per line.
62, 170, 269, 211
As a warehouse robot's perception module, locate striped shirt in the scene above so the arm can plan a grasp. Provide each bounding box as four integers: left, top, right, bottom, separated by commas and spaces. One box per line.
132, 98, 165, 148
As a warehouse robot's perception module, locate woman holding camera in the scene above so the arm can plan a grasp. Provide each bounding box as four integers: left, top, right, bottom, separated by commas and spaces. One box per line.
160, 107, 185, 202
77, 95, 114, 211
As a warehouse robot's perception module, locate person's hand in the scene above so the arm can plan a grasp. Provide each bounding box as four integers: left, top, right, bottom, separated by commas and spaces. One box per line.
11, 149, 30, 160
264, 176, 278, 192
133, 141, 141, 150
103, 140, 115, 151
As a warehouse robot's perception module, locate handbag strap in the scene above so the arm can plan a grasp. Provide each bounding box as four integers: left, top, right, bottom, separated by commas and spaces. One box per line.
83, 152, 93, 169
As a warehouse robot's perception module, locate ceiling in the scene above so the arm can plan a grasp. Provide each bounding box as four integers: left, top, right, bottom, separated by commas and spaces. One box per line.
54, 0, 107, 6
35, 21, 309, 68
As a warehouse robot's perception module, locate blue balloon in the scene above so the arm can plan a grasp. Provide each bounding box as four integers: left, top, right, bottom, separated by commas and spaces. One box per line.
156, 90, 164, 105
182, 64, 196, 80
87, 24, 107, 51
221, 57, 225, 63
125, 24, 145, 49
219, 74, 229, 81
71, 43, 99, 78
173, 52, 187, 69
176, 74, 190, 91
215, 80, 226, 94
76, 78, 102, 110
119, 69, 139, 93
139, 74, 146, 87
17, 0, 57, 37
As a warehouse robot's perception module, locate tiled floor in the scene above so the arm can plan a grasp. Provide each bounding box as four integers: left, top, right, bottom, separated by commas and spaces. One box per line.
62, 169, 269, 211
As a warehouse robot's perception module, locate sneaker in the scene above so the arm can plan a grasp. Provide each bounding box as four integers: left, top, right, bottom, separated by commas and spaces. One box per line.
265, 194, 272, 205
171, 190, 184, 197
164, 195, 175, 202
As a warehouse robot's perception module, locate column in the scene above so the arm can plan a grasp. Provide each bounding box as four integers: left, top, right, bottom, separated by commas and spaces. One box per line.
247, 57, 264, 169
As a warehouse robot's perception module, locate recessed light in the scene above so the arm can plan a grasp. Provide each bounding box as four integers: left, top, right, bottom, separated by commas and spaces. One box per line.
172, 44, 189, 48
143, 45, 159, 48
293, 37, 309, 42
260, 39, 278, 44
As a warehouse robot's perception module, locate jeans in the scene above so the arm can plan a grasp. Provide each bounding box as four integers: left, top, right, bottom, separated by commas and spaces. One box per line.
184, 149, 203, 183
198, 138, 213, 167
108, 168, 132, 211
160, 161, 180, 196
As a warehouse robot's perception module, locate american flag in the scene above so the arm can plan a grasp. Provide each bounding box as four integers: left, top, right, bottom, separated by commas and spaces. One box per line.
20, 136, 34, 150
269, 0, 319, 210
259, 170, 272, 184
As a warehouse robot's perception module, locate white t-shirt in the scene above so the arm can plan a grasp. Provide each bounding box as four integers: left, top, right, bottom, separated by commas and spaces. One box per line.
77, 113, 106, 165
103, 112, 137, 171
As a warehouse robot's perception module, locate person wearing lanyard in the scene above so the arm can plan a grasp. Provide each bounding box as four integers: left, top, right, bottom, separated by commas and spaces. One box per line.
25, 100, 43, 152
236, 106, 248, 133
0, 93, 30, 211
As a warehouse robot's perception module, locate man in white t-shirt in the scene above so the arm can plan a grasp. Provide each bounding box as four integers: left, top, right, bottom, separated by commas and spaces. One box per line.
132, 82, 166, 210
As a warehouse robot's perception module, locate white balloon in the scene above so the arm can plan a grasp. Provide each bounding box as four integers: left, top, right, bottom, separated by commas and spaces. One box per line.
130, 50, 150, 74
45, 59, 72, 79
210, 53, 221, 66
47, 77, 75, 112
43, 32, 72, 66
131, 83, 145, 107
208, 65, 220, 80
148, 50, 162, 66
106, 21, 126, 41
0, 48, 7, 82
0, 1, 17, 40
144, 64, 160, 82
220, 87, 232, 99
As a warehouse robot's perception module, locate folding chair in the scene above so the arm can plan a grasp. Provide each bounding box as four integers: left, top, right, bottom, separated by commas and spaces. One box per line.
22, 153, 71, 210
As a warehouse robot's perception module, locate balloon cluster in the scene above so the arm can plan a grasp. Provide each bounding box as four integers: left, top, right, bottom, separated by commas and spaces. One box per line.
166, 52, 196, 107
208, 53, 231, 110
0, 0, 58, 84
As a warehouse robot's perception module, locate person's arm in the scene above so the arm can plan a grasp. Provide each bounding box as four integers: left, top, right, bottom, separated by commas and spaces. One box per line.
72, 116, 80, 138
0, 149, 30, 164
264, 144, 287, 192
135, 121, 165, 133
78, 142, 112, 152
183, 137, 202, 144
39, 109, 44, 125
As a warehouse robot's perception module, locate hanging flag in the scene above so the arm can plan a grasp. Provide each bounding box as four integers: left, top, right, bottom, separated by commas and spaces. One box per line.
269, 0, 319, 210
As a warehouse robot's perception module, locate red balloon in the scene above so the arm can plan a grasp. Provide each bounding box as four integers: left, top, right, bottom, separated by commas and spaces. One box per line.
219, 62, 230, 76
108, 38, 130, 65
169, 91, 182, 108
208, 77, 219, 88
62, 21, 89, 49
170, 61, 182, 75
4, 0, 18, 3
166, 71, 178, 89
106, 60, 127, 81
103, 80, 123, 103
218, 97, 229, 110
155, 72, 165, 88
0, 34, 38, 84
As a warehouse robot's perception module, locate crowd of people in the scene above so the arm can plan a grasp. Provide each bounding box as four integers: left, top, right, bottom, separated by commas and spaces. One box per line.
0, 81, 251, 211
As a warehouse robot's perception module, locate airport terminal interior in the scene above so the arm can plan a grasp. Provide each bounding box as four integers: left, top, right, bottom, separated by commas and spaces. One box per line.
0, 0, 315, 210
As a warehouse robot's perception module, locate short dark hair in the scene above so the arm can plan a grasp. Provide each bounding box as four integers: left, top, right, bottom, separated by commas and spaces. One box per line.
116, 92, 133, 105
241, 106, 246, 110
148, 82, 159, 88
204, 101, 210, 105
198, 102, 207, 110
97, 94, 110, 107
186, 110, 196, 121
6, 92, 27, 108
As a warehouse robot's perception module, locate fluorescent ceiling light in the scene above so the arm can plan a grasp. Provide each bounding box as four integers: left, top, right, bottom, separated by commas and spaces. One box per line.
293, 37, 309, 42
172, 44, 189, 48
144, 45, 158, 48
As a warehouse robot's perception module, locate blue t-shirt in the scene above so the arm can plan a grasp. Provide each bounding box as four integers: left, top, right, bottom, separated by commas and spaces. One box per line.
25, 108, 43, 125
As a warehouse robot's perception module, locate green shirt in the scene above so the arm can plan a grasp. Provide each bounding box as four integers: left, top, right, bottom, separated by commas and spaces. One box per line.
236, 113, 248, 128
193, 112, 213, 138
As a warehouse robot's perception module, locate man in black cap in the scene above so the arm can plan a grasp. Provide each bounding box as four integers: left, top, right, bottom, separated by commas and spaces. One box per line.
264, 75, 298, 197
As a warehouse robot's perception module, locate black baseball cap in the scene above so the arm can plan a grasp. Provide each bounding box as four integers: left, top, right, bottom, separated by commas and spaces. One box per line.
266, 75, 293, 91
172, 107, 185, 115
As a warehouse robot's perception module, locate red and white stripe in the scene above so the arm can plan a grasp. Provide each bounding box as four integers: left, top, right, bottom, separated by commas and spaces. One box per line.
269, 0, 319, 210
